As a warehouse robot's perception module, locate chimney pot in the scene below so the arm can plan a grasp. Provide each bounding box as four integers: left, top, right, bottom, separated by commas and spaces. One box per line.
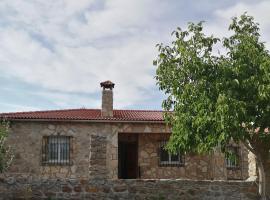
100, 80, 115, 90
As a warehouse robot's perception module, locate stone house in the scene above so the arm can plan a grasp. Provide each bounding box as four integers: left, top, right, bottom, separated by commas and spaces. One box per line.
0, 81, 256, 181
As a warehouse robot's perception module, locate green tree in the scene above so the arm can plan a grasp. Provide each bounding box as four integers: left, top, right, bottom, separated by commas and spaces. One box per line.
0, 120, 13, 173
155, 13, 270, 200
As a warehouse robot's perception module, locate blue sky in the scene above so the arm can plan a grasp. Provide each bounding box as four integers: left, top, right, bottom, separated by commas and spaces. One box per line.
0, 0, 270, 112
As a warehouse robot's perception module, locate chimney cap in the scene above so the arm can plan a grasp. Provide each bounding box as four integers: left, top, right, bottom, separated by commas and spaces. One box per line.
100, 80, 115, 90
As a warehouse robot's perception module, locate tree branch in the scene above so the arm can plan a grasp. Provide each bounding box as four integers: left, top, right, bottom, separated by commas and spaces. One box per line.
242, 140, 256, 155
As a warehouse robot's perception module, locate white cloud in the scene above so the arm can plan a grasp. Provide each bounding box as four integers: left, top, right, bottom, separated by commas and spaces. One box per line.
0, 0, 169, 109
35, 91, 100, 108
205, 1, 270, 49
70, 0, 169, 41
0, 0, 270, 111
0, 102, 39, 113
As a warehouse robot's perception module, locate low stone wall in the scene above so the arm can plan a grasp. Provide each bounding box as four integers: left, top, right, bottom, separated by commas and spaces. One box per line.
0, 178, 258, 200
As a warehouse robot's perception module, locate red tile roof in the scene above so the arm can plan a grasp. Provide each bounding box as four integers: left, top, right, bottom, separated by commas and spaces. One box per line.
0, 109, 165, 122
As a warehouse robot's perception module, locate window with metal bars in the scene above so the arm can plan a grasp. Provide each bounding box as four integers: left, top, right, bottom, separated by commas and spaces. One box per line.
158, 141, 184, 167
225, 146, 240, 169
42, 136, 71, 165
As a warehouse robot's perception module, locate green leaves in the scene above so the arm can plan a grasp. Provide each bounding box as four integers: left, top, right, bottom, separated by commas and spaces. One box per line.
155, 13, 270, 155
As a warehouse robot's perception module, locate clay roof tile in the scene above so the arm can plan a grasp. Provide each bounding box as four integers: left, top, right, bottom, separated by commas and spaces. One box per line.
0, 109, 165, 122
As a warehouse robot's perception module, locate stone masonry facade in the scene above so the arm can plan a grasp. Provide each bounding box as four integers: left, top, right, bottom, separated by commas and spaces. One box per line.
138, 133, 249, 180
6, 121, 252, 181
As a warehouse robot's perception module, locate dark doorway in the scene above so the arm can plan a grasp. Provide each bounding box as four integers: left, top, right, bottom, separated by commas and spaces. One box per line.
118, 134, 138, 179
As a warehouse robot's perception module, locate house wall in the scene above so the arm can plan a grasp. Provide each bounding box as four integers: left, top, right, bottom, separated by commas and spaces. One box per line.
6, 121, 250, 181
6, 121, 170, 180
138, 133, 212, 179
7, 122, 102, 179
138, 133, 249, 180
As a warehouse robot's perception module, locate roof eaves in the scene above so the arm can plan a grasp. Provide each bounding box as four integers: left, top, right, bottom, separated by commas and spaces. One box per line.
5, 118, 165, 124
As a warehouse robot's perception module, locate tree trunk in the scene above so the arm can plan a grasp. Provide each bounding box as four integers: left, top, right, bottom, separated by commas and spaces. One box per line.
257, 156, 268, 200
243, 140, 269, 199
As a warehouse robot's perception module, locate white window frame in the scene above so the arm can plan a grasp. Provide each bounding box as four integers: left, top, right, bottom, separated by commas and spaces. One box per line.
159, 141, 184, 166
160, 152, 182, 165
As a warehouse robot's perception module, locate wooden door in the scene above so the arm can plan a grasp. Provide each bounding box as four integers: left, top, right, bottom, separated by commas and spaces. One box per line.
126, 142, 138, 178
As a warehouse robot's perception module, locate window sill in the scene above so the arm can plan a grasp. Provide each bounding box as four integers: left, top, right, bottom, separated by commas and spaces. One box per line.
41, 161, 72, 166
159, 163, 185, 167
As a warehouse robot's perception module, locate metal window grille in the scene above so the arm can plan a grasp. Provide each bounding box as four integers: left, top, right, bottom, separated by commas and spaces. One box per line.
158, 140, 185, 167
225, 146, 240, 169
42, 136, 71, 165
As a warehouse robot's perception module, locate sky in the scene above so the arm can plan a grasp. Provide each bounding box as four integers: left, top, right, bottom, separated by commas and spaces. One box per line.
0, 0, 270, 113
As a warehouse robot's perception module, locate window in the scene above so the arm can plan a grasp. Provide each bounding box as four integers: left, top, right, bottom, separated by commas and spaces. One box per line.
225, 146, 240, 169
42, 136, 71, 165
158, 141, 184, 167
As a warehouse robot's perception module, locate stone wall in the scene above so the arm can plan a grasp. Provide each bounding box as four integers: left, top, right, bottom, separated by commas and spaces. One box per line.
247, 152, 257, 180
6, 121, 251, 181
0, 177, 258, 200
138, 133, 212, 179
6, 121, 171, 180
138, 133, 249, 180
89, 135, 107, 179
7, 122, 93, 180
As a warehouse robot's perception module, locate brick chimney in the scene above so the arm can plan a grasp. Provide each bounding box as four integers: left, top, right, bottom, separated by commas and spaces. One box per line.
100, 80, 115, 117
